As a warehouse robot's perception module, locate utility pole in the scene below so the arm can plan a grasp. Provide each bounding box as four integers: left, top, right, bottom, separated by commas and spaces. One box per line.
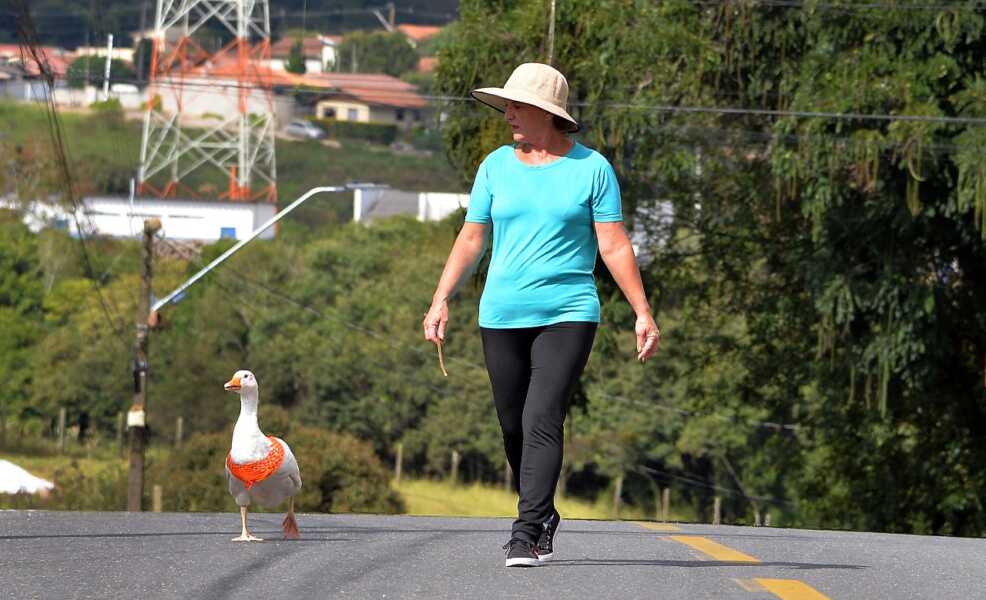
127, 218, 160, 512
102, 33, 114, 101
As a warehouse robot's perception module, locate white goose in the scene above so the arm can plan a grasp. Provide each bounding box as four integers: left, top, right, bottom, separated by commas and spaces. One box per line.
224, 370, 302, 542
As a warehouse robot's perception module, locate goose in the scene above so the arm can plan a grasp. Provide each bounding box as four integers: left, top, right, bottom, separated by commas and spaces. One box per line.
224, 370, 302, 541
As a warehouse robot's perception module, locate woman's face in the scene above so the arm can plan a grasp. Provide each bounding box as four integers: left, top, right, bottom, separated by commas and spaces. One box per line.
504, 100, 552, 143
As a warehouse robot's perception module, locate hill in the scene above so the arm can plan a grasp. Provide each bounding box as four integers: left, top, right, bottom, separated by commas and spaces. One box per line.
2, 1, 458, 49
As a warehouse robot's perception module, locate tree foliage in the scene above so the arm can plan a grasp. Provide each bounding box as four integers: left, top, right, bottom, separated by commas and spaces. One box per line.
285, 40, 307, 74
335, 31, 418, 77
433, 0, 986, 535
65, 56, 134, 90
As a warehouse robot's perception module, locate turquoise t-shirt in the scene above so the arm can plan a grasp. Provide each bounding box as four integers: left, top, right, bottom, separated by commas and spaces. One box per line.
465, 142, 624, 328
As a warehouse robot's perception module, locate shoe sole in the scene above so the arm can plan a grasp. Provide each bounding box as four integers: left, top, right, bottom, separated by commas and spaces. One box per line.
536, 552, 553, 562
505, 557, 541, 567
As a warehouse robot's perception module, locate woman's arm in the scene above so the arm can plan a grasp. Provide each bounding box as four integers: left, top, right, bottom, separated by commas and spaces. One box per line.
423, 222, 489, 344
594, 221, 660, 362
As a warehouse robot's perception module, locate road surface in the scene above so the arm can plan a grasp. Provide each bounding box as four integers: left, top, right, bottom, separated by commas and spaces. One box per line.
1, 511, 983, 599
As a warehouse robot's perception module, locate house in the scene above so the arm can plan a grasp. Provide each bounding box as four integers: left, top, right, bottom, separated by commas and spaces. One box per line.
0, 63, 39, 101
0, 44, 71, 79
0, 45, 70, 102
396, 24, 442, 48
269, 35, 341, 74
305, 73, 429, 128
73, 45, 135, 63
152, 53, 300, 124
140, 43, 429, 130
9, 195, 277, 242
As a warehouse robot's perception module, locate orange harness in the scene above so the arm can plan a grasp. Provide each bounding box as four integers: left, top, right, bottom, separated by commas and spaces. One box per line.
227, 436, 285, 490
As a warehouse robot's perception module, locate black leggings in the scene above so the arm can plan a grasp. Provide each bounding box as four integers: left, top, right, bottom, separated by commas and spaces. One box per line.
480, 321, 597, 544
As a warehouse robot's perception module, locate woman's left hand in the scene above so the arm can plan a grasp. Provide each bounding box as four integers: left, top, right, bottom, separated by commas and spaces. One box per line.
635, 313, 661, 363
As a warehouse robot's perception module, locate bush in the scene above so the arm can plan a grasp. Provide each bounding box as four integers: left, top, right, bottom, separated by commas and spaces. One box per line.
147, 412, 404, 514
310, 117, 398, 146
89, 98, 125, 129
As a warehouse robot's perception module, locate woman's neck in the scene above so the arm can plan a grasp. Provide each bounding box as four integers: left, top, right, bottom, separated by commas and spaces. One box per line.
515, 132, 574, 165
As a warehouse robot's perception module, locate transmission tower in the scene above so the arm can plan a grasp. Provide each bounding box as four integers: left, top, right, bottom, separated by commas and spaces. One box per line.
137, 0, 277, 202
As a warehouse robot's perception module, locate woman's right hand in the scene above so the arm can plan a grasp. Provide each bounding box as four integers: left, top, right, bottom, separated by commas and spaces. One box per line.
423, 297, 448, 345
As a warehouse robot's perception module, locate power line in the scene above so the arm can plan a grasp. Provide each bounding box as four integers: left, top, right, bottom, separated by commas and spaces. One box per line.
594, 390, 801, 433
694, 0, 983, 10
94, 74, 986, 128
13, 4, 131, 352
636, 463, 791, 507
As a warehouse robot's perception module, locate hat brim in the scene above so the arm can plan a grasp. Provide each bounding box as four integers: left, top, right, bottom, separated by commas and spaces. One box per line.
471, 87, 580, 133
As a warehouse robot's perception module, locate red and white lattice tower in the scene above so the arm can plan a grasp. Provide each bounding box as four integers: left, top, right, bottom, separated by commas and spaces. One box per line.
138, 0, 277, 202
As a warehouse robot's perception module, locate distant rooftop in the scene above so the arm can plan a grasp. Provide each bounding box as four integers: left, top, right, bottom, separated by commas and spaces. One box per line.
396, 24, 443, 42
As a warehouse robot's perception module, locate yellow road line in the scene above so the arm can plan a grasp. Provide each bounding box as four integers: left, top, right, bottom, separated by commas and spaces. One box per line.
669, 535, 761, 563
636, 522, 681, 532
755, 578, 830, 600
733, 578, 766, 592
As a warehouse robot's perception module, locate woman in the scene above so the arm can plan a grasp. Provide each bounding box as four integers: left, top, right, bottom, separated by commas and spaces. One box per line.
423, 63, 660, 567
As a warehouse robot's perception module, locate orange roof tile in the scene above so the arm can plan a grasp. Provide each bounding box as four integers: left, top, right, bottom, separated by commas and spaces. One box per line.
302, 72, 428, 109
396, 24, 442, 42
0, 45, 70, 77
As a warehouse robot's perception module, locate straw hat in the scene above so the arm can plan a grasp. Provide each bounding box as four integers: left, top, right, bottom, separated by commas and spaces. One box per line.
471, 63, 579, 133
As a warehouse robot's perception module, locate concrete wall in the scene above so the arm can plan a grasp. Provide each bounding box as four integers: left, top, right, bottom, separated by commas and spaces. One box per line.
417, 192, 469, 222
51, 85, 144, 110
354, 188, 468, 223
0, 79, 50, 102
268, 58, 324, 73
155, 77, 294, 124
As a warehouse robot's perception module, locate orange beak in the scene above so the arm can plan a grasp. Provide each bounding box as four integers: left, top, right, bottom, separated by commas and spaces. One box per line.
224, 376, 241, 392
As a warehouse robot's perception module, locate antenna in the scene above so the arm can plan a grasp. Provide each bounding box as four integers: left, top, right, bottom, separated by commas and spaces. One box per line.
137, 0, 277, 202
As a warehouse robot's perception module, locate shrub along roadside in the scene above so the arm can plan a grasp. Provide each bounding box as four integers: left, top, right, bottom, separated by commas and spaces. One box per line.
309, 117, 398, 146
0, 421, 404, 514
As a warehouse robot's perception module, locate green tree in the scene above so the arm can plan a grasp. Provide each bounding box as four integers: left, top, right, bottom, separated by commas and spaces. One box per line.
65, 56, 135, 89
336, 31, 418, 77
285, 39, 307, 75
0, 216, 43, 443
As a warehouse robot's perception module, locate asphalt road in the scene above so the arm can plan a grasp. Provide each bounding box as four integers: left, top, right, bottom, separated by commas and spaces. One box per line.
1, 511, 984, 599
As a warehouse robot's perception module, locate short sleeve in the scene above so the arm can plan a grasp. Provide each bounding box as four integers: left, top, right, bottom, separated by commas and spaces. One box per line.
591, 161, 623, 223
464, 158, 492, 224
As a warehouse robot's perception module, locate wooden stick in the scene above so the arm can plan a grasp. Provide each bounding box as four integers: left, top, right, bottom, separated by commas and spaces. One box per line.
437, 339, 448, 377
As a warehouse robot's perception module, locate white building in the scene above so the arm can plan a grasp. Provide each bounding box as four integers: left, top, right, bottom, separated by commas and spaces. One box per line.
73, 45, 136, 63
353, 188, 468, 223
14, 196, 277, 242
268, 35, 340, 74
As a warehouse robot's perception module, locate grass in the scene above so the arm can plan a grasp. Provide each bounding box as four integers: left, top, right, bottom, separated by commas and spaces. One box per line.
394, 478, 653, 521
0, 440, 171, 482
